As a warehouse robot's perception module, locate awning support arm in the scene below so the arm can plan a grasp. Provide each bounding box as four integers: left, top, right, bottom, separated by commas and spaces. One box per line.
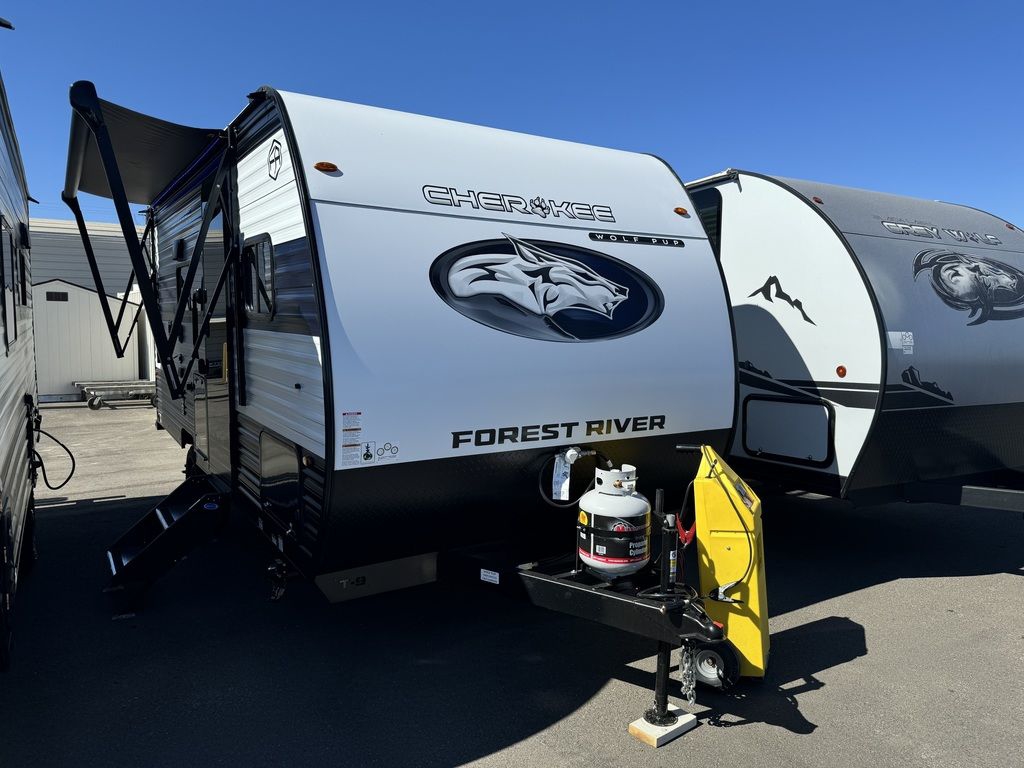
61, 81, 230, 400
62, 194, 149, 357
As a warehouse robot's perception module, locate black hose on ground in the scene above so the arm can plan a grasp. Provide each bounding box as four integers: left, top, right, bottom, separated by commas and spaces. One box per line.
32, 428, 76, 491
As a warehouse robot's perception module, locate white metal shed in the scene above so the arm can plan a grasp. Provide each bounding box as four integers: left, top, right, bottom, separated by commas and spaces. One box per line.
33, 279, 140, 399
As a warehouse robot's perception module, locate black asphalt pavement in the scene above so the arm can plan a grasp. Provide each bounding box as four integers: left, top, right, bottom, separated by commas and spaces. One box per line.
1, 404, 1021, 767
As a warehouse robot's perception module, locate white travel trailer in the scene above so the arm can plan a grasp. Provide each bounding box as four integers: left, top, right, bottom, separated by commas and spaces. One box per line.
686, 170, 1024, 501
62, 82, 736, 602
0, 18, 39, 670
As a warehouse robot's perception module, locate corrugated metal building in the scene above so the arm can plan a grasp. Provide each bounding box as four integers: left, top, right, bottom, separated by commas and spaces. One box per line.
30, 217, 153, 400
30, 217, 136, 287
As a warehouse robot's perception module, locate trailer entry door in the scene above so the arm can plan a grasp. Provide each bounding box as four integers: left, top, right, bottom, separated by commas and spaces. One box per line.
193, 207, 233, 483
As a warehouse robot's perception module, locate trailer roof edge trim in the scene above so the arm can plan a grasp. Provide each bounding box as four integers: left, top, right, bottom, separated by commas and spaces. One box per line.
0, 51, 29, 202
62, 81, 221, 205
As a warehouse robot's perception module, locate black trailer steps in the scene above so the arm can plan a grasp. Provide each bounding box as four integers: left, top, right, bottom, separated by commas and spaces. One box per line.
104, 476, 227, 612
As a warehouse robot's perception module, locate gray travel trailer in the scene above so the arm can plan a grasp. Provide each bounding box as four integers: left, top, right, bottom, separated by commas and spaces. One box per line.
686, 170, 1024, 501
0, 18, 40, 670
62, 82, 737, 603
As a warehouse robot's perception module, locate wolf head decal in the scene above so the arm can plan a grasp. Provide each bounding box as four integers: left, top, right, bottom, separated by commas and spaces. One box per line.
448, 234, 629, 320
430, 235, 663, 342
914, 248, 1024, 325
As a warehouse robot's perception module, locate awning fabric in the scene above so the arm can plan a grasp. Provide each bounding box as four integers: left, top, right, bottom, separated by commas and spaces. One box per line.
64, 81, 221, 204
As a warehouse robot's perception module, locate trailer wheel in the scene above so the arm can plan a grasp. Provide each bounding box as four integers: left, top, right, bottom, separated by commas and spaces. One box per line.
693, 641, 740, 690
0, 598, 10, 672
87, 396, 103, 411
19, 505, 37, 574
184, 446, 199, 478
0, 518, 12, 672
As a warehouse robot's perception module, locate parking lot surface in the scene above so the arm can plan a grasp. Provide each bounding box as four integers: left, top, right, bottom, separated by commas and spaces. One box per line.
1, 403, 1021, 767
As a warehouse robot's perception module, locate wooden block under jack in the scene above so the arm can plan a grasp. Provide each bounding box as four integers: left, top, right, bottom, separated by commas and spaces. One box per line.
628, 705, 698, 747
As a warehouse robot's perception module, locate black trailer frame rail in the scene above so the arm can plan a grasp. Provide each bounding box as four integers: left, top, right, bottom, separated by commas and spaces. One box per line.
62, 81, 234, 401
518, 565, 723, 646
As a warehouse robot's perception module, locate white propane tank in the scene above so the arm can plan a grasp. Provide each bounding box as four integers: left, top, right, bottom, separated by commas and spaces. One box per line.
577, 464, 651, 576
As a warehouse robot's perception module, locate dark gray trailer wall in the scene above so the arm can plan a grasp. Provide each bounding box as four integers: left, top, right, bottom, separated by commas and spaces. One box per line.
782, 178, 1024, 491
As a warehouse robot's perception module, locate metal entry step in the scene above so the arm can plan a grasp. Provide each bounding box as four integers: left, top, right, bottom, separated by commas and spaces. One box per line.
105, 476, 227, 608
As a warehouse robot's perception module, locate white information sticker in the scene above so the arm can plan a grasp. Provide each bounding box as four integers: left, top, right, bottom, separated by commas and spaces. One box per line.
341, 411, 366, 467
552, 452, 571, 501
887, 331, 914, 355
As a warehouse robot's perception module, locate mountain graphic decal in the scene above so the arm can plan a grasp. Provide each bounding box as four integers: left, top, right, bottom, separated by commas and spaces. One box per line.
749, 276, 815, 325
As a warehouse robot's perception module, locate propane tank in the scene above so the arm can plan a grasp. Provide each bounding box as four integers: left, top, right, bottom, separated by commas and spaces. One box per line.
577, 464, 651, 576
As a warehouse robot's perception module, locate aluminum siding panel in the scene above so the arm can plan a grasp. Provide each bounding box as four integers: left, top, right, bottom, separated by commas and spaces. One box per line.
239, 328, 325, 456
0, 70, 36, 573
153, 186, 203, 446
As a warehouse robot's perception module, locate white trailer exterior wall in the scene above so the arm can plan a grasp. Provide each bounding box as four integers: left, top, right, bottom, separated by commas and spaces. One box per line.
693, 174, 881, 484
283, 91, 735, 470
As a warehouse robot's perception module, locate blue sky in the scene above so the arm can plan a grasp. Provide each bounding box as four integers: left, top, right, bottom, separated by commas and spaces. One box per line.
2, 1, 1021, 224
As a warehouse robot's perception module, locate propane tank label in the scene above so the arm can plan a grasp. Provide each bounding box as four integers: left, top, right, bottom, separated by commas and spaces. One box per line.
577, 511, 651, 565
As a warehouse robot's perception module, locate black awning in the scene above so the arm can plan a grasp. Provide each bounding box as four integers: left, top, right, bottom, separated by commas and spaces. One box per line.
64, 81, 222, 204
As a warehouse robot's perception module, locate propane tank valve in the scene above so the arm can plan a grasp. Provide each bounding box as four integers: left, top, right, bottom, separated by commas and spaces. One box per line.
551, 446, 599, 501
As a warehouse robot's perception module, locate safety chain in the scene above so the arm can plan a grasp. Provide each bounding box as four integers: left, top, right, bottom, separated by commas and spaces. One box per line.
679, 642, 697, 705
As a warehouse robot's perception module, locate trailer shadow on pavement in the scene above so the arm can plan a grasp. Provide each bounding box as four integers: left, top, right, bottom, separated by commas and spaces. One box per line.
4, 498, 660, 767
761, 493, 1024, 617
1, 481, 1021, 766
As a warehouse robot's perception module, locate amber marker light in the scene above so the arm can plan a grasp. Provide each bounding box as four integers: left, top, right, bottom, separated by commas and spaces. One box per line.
314, 161, 339, 173
836, 365, 847, 378
673, 206, 689, 216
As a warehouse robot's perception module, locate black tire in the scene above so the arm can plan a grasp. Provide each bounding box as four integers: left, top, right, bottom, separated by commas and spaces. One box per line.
87, 396, 102, 411
693, 641, 741, 690
0, 597, 10, 672
184, 446, 199, 478
0, 516, 13, 672
19, 504, 37, 575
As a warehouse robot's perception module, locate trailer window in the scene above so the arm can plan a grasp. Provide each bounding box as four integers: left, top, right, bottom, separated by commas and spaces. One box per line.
0, 225, 15, 350
19, 250, 29, 307
243, 235, 275, 317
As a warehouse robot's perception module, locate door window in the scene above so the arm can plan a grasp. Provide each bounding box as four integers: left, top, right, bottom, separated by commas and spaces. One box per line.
242, 235, 275, 317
